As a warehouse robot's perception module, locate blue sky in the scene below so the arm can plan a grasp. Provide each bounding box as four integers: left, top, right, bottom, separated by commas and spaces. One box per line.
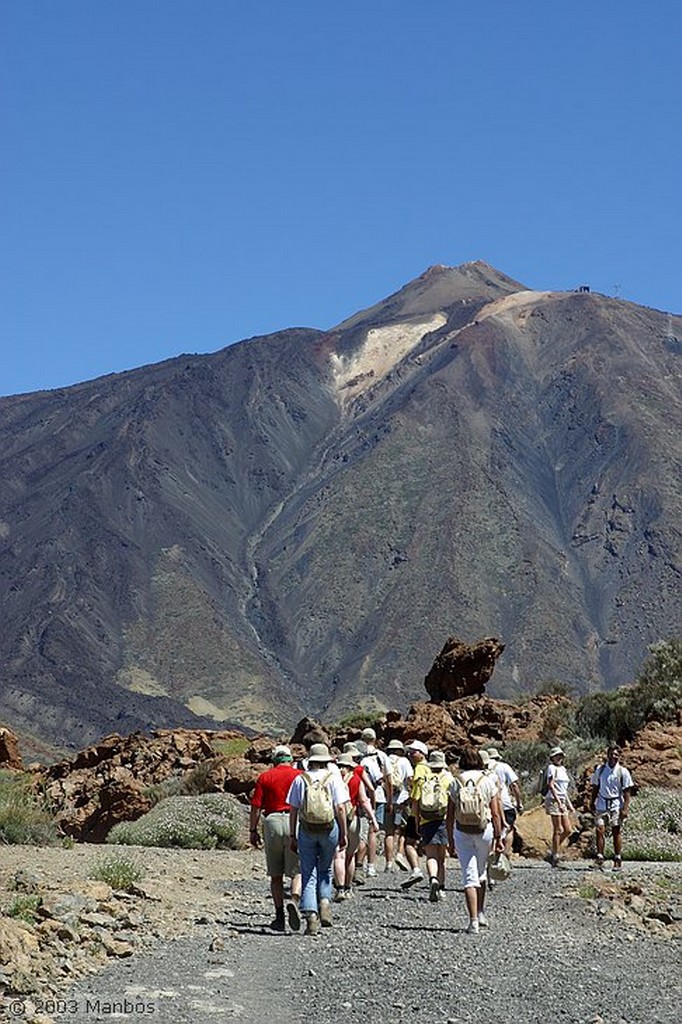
2, 1, 680, 397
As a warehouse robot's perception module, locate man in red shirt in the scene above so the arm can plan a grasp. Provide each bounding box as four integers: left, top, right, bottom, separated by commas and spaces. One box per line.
250, 745, 303, 931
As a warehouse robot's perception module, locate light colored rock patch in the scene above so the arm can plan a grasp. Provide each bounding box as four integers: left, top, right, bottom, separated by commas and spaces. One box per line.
186, 695, 233, 719
331, 313, 446, 407
117, 667, 169, 698
475, 289, 558, 328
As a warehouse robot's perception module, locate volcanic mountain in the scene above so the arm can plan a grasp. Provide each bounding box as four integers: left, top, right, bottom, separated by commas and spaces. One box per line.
1, 262, 680, 752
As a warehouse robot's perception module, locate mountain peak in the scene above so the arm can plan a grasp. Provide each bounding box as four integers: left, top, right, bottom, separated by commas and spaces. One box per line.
334, 261, 527, 333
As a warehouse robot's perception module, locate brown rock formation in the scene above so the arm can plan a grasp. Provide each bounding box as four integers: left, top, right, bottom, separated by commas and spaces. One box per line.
0, 725, 23, 769
424, 637, 505, 702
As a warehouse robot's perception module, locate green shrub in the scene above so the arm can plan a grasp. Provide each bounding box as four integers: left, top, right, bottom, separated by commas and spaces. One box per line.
5, 894, 42, 923
107, 793, 246, 850
91, 853, 144, 891
619, 787, 682, 862
0, 770, 59, 846
211, 737, 251, 758
575, 640, 682, 745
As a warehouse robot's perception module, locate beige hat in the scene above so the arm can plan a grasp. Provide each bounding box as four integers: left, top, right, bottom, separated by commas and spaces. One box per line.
479, 749, 491, 766
343, 743, 362, 759
271, 745, 292, 763
487, 747, 502, 760
308, 743, 333, 764
361, 727, 377, 742
336, 752, 356, 768
549, 746, 564, 758
386, 739, 405, 753
427, 750, 447, 770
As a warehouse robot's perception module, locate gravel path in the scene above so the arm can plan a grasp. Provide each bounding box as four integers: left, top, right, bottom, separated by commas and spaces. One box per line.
54, 860, 681, 1024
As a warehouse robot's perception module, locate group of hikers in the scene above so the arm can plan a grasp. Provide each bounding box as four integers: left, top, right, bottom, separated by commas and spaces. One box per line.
249, 729, 634, 936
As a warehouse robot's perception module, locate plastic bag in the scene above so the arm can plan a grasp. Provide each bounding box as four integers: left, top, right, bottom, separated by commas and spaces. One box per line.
487, 851, 511, 882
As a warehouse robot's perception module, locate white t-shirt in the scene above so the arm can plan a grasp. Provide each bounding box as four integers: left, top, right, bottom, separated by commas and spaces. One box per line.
286, 766, 349, 810
389, 754, 414, 805
493, 760, 519, 811
544, 763, 570, 807
590, 762, 634, 811
361, 747, 391, 804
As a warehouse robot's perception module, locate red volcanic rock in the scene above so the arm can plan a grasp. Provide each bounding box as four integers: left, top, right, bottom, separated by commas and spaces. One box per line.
0, 726, 23, 769
424, 637, 505, 701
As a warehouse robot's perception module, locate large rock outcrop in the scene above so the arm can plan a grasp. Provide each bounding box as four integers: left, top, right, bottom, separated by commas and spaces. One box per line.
424, 637, 506, 702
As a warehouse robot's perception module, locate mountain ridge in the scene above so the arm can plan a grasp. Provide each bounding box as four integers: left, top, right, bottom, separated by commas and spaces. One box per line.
1, 263, 680, 751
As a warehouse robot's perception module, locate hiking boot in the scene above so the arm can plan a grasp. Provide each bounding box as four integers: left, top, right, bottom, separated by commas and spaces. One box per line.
319, 899, 333, 928
304, 913, 320, 937
429, 877, 440, 903
269, 908, 285, 932
438, 885, 446, 901
286, 899, 301, 932
366, 864, 377, 878
353, 867, 366, 885
333, 888, 346, 903
466, 919, 480, 935
613, 858, 623, 872
384, 861, 395, 872
477, 912, 489, 927
395, 853, 410, 871
400, 868, 424, 890
596, 854, 605, 869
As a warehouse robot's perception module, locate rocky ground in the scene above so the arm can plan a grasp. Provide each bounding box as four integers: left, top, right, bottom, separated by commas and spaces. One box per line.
1, 845, 680, 1024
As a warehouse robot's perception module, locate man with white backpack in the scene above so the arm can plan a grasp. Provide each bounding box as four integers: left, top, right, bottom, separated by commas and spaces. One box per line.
447, 745, 504, 934
287, 744, 349, 935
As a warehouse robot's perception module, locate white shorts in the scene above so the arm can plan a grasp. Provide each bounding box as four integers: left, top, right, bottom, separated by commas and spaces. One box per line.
453, 823, 494, 889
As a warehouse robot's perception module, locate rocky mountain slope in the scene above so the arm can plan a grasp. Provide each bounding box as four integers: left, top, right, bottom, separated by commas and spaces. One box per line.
1, 261, 680, 750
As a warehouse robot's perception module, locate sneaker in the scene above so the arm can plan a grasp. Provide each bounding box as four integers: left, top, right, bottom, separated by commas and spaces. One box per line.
353, 867, 366, 885
596, 854, 605, 868
466, 919, 480, 935
304, 913, 320, 937
487, 877, 495, 892
438, 885, 446, 901
429, 877, 440, 903
395, 853, 410, 872
367, 864, 377, 878
477, 912, 489, 927
344, 886, 354, 899
319, 899, 333, 928
333, 888, 346, 903
384, 861, 395, 872
550, 853, 559, 868
400, 868, 424, 890
613, 858, 623, 872
286, 900, 301, 932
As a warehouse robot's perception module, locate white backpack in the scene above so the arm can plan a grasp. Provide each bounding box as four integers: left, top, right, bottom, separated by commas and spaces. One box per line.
453, 774, 489, 831
300, 771, 335, 831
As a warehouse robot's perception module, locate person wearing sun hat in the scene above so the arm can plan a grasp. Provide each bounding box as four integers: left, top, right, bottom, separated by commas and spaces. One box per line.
385, 738, 413, 871
287, 743, 349, 935
249, 745, 303, 932
544, 745, 575, 866
487, 747, 523, 856
400, 739, 430, 889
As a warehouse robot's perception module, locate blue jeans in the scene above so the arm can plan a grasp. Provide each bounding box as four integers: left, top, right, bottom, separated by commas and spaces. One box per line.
298, 821, 339, 914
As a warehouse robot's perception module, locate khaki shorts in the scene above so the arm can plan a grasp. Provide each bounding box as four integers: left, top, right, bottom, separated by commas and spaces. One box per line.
264, 812, 300, 878
595, 807, 621, 830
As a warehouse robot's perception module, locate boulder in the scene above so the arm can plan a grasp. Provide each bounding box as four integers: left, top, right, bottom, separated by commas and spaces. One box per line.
0, 725, 23, 769
424, 637, 505, 701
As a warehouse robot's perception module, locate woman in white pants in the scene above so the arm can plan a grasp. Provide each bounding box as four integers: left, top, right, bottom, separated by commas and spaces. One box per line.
447, 745, 504, 934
